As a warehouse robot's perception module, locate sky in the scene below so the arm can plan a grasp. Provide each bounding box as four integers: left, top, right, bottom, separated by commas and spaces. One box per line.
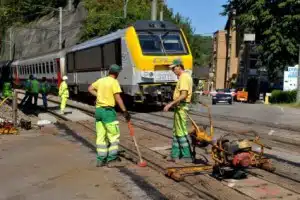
166, 0, 228, 35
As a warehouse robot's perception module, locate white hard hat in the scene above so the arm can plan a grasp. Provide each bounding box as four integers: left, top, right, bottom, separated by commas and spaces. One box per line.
62, 76, 68, 80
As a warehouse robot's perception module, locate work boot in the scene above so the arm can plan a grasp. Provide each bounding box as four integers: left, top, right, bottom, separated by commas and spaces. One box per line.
107, 157, 124, 168
96, 160, 106, 167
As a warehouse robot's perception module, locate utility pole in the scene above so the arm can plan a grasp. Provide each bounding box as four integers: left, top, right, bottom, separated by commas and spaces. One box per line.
297, 45, 300, 103
151, 0, 157, 21
59, 7, 62, 50
68, 0, 72, 11
159, 0, 164, 21
124, 0, 129, 19
9, 28, 13, 60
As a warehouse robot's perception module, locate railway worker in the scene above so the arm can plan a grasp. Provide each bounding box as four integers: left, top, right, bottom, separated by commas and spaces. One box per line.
30, 76, 40, 109
2, 81, 12, 98
20, 75, 33, 107
40, 77, 50, 110
163, 59, 193, 164
88, 64, 131, 168
59, 76, 69, 115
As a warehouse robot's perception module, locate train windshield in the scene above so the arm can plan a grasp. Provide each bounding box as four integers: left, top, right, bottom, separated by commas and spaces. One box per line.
138, 31, 188, 55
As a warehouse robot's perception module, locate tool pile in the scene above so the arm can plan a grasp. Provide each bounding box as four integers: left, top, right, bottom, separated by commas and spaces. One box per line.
166, 103, 275, 182
0, 120, 18, 134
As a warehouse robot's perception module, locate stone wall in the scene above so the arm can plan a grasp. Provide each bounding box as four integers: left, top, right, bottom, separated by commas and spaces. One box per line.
0, 2, 87, 60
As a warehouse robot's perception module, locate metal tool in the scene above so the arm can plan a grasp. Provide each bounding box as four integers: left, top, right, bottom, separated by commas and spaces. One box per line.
211, 132, 275, 179
128, 121, 147, 167
166, 165, 213, 181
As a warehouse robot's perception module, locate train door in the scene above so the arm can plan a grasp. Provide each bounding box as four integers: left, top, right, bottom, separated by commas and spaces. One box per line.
56, 58, 62, 87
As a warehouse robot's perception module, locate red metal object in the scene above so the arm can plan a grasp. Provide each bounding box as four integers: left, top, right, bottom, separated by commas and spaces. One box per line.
232, 152, 251, 167
56, 58, 62, 87
128, 121, 147, 167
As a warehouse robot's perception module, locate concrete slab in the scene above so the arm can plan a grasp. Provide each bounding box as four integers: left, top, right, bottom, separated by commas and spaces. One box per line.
18, 93, 94, 122
221, 177, 300, 199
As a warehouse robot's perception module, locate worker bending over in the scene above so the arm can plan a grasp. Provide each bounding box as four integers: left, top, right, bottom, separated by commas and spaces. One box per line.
88, 64, 131, 167
59, 76, 69, 115
164, 59, 193, 163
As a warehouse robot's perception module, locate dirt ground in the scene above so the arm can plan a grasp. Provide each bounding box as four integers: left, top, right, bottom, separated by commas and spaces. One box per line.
0, 121, 204, 200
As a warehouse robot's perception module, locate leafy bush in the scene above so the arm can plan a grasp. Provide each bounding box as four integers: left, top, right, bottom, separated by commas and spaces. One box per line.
270, 90, 297, 103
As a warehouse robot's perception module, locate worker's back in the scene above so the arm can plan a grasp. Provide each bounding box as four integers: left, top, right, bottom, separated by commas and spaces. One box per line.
31, 79, 39, 94
93, 76, 121, 108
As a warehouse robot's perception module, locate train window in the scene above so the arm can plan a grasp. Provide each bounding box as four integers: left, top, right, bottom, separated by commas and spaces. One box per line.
27, 66, 29, 75
50, 62, 54, 73
33, 65, 36, 74
46, 62, 50, 73
103, 40, 121, 69
39, 64, 42, 74
42, 63, 45, 74
74, 45, 102, 71
67, 53, 75, 72
36, 64, 39, 74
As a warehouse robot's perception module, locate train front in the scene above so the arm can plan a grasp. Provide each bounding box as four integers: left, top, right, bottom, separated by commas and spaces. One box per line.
125, 20, 193, 105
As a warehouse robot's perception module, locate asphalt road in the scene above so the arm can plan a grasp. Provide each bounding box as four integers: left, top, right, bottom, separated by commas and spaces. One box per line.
191, 101, 300, 128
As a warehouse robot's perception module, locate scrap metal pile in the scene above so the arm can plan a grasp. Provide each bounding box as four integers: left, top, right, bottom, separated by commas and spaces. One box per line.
166, 103, 275, 182
0, 120, 18, 134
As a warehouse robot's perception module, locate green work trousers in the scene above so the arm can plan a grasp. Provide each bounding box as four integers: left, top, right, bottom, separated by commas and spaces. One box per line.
95, 107, 120, 162
171, 103, 192, 159
60, 96, 68, 112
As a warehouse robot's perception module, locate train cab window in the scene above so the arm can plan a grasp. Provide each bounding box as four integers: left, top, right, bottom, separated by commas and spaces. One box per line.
46, 62, 50, 73
42, 63, 46, 74
39, 64, 42, 74
137, 32, 187, 55
50, 62, 54, 73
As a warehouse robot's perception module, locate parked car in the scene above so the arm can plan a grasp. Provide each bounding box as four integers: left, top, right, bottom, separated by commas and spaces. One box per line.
211, 89, 234, 105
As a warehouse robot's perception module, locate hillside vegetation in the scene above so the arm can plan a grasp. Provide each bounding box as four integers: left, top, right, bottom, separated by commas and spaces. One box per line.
0, 0, 212, 66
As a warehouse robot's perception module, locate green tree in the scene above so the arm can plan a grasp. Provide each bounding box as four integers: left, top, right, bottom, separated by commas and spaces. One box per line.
222, 0, 300, 74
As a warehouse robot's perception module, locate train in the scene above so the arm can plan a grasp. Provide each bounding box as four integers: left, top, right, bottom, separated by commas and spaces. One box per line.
2, 20, 193, 105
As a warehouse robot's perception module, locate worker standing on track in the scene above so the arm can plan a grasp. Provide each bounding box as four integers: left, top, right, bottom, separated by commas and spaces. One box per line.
163, 59, 193, 163
88, 64, 131, 168
59, 76, 69, 115
31, 76, 40, 109
40, 77, 50, 110
20, 75, 33, 107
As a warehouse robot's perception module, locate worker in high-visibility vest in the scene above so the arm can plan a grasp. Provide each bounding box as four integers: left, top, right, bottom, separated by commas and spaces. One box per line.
20, 75, 33, 107
31, 76, 40, 109
40, 77, 50, 110
88, 64, 131, 167
59, 76, 69, 115
164, 59, 193, 164
2, 81, 12, 98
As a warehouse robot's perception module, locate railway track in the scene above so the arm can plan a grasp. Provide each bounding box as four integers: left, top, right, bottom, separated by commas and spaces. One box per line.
15, 90, 300, 199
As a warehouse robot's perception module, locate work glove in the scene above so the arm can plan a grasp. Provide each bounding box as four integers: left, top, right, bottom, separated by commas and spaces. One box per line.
123, 111, 131, 122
